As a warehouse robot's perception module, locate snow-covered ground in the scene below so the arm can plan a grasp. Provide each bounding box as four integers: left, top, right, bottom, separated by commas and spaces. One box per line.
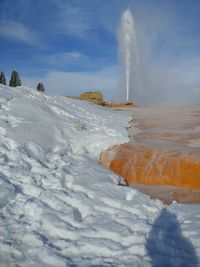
0, 84, 199, 267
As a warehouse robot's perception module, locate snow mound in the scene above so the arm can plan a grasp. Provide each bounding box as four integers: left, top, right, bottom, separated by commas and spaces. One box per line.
0, 84, 199, 267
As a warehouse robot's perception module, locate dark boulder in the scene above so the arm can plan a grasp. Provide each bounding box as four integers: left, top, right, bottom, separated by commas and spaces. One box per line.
9, 71, 21, 87
37, 83, 45, 92
0, 72, 6, 85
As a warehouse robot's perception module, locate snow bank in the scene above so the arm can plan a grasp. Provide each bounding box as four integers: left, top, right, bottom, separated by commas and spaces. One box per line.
0, 84, 199, 267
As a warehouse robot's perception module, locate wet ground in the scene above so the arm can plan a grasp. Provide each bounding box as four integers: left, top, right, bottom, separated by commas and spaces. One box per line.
129, 107, 200, 151
101, 106, 200, 204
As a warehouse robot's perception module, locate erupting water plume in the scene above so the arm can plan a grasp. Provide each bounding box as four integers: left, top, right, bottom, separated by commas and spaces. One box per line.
118, 9, 139, 102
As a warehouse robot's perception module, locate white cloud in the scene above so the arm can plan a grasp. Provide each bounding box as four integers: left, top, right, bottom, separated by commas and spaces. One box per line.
0, 20, 38, 45
22, 57, 200, 106
23, 66, 119, 101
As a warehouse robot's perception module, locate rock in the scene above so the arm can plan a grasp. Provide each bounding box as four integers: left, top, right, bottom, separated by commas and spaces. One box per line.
0, 72, 6, 85
37, 83, 45, 92
105, 102, 137, 108
9, 71, 21, 87
80, 91, 104, 105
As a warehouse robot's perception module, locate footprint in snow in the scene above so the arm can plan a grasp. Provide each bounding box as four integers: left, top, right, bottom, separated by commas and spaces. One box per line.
0, 177, 17, 208
73, 207, 83, 222
0, 97, 14, 111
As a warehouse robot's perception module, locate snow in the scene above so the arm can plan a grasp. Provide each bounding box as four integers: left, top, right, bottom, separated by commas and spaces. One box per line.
0, 84, 199, 267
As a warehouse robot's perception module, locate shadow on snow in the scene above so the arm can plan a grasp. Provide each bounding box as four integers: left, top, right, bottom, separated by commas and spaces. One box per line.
146, 208, 198, 267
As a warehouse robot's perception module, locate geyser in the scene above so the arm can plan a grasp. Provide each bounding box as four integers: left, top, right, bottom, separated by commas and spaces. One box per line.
118, 9, 139, 102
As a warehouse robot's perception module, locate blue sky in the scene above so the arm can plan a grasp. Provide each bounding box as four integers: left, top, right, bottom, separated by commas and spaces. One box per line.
0, 0, 200, 105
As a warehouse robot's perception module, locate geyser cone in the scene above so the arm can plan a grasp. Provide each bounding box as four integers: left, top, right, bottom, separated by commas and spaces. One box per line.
118, 9, 139, 102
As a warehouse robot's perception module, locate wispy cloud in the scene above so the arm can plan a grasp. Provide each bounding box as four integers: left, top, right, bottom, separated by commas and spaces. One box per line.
38, 51, 112, 73
0, 20, 38, 45
53, 1, 91, 38
44, 51, 86, 66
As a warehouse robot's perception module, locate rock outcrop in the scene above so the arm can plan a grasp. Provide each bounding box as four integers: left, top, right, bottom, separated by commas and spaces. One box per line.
37, 83, 45, 92
80, 91, 104, 105
9, 71, 21, 87
0, 72, 6, 85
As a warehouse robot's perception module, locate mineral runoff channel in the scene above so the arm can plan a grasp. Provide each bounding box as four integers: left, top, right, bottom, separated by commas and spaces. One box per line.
100, 106, 200, 205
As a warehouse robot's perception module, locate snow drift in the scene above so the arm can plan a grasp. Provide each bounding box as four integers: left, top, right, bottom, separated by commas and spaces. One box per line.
0, 84, 199, 267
